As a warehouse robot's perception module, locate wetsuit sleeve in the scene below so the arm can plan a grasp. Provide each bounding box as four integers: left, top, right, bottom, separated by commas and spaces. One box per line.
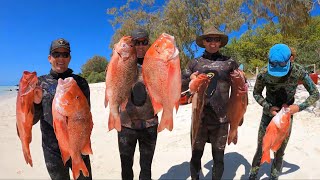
299, 73, 320, 111
181, 60, 197, 92
253, 73, 272, 115
82, 80, 91, 108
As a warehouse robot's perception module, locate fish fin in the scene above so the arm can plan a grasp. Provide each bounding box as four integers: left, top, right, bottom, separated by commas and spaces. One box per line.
158, 108, 173, 132
227, 129, 238, 145
108, 112, 121, 132
72, 156, 89, 180
175, 101, 179, 113
104, 90, 109, 108
16, 123, 20, 138
53, 113, 70, 165
81, 141, 93, 155
150, 98, 163, 114
120, 99, 128, 111
232, 133, 238, 144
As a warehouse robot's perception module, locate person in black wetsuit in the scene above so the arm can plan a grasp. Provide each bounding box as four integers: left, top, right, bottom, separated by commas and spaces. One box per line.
181, 26, 239, 180
33, 38, 92, 180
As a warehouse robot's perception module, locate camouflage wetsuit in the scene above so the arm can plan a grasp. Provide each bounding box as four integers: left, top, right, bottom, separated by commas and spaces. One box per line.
182, 51, 239, 180
33, 68, 92, 180
249, 63, 319, 180
118, 61, 158, 180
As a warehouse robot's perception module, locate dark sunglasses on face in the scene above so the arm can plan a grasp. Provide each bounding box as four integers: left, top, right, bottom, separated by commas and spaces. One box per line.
269, 60, 289, 67
134, 39, 149, 46
51, 52, 70, 58
205, 37, 221, 43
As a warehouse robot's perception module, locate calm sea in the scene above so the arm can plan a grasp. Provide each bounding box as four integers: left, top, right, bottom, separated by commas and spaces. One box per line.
0, 86, 18, 97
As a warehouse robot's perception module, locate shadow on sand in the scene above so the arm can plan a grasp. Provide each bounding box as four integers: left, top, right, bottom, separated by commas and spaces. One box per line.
256, 159, 300, 180
159, 152, 299, 179
159, 152, 250, 179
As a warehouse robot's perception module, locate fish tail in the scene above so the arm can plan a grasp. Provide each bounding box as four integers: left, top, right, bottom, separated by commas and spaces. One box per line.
227, 129, 237, 145
261, 149, 271, 164
22, 143, 33, 167
71, 156, 89, 180
108, 112, 121, 132
158, 109, 173, 132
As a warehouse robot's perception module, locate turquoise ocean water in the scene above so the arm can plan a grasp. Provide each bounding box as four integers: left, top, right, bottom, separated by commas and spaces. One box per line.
0, 86, 18, 97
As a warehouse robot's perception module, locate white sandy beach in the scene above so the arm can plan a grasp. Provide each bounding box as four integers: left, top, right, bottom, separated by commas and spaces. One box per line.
1, 79, 319, 180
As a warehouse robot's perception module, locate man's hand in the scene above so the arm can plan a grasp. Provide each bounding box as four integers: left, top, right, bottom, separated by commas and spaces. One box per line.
190, 71, 199, 80
34, 86, 43, 104
289, 104, 300, 114
270, 106, 280, 116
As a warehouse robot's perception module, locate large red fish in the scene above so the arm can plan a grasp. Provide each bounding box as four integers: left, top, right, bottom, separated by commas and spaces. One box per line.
261, 107, 291, 164
16, 71, 42, 167
226, 69, 248, 145
142, 33, 181, 132
105, 36, 137, 131
190, 74, 210, 148
52, 77, 93, 180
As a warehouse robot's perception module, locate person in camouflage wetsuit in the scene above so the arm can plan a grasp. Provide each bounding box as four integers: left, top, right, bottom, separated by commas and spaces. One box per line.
117, 28, 158, 180
249, 44, 319, 180
33, 38, 92, 180
181, 26, 239, 180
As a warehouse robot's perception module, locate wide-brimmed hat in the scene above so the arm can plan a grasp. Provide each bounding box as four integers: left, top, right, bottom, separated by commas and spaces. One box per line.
196, 26, 228, 48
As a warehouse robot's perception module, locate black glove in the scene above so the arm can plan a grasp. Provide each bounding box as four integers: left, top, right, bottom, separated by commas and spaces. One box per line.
131, 82, 147, 106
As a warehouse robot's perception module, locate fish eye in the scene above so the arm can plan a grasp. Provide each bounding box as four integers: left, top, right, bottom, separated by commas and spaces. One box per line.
76, 96, 79, 99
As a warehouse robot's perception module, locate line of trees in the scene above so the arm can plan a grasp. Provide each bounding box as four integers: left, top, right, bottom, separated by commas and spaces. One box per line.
80, 0, 320, 83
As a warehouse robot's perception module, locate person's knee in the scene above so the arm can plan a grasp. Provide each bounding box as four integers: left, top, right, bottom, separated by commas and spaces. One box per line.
191, 150, 204, 160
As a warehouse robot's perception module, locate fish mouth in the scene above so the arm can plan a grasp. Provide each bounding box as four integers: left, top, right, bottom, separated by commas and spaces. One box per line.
171, 47, 179, 59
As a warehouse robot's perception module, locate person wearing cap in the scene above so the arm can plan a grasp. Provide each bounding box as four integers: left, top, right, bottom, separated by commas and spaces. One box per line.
248, 43, 319, 180
117, 28, 158, 180
181, 26, 239, 180
33, 38, 92, 180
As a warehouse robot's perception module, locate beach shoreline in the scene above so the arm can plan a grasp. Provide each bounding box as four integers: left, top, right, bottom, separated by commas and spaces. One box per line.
1, 80, 319, 179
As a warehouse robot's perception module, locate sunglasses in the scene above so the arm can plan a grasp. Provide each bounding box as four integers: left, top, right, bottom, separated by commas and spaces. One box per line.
205, 37, 221, 43
51, 52, 70, 58
134, 39, 149, 46
269, 60, 289, 67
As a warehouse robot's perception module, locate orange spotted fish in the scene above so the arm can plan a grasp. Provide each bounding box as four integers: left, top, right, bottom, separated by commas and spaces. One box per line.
16, 71, 41, 167
105, 36, 137, 131
189, 74, 210, 148
226, 69, 248, 145
261, 107, 291, 164
52, 77, 93, 179
142, 33, 181, 132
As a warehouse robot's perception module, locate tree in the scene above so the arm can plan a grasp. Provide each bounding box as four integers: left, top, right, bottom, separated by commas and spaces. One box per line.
107, 0, 247, 69
107, 0, 319, 70
81, 55, 108, 83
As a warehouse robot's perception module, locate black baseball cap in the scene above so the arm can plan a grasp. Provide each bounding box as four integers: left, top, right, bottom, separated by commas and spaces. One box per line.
131, 28, 149, 40
49, 38, 71, 54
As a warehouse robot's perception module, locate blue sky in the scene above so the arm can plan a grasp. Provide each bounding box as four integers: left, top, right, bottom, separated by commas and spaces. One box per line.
1, 1, 319, 85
